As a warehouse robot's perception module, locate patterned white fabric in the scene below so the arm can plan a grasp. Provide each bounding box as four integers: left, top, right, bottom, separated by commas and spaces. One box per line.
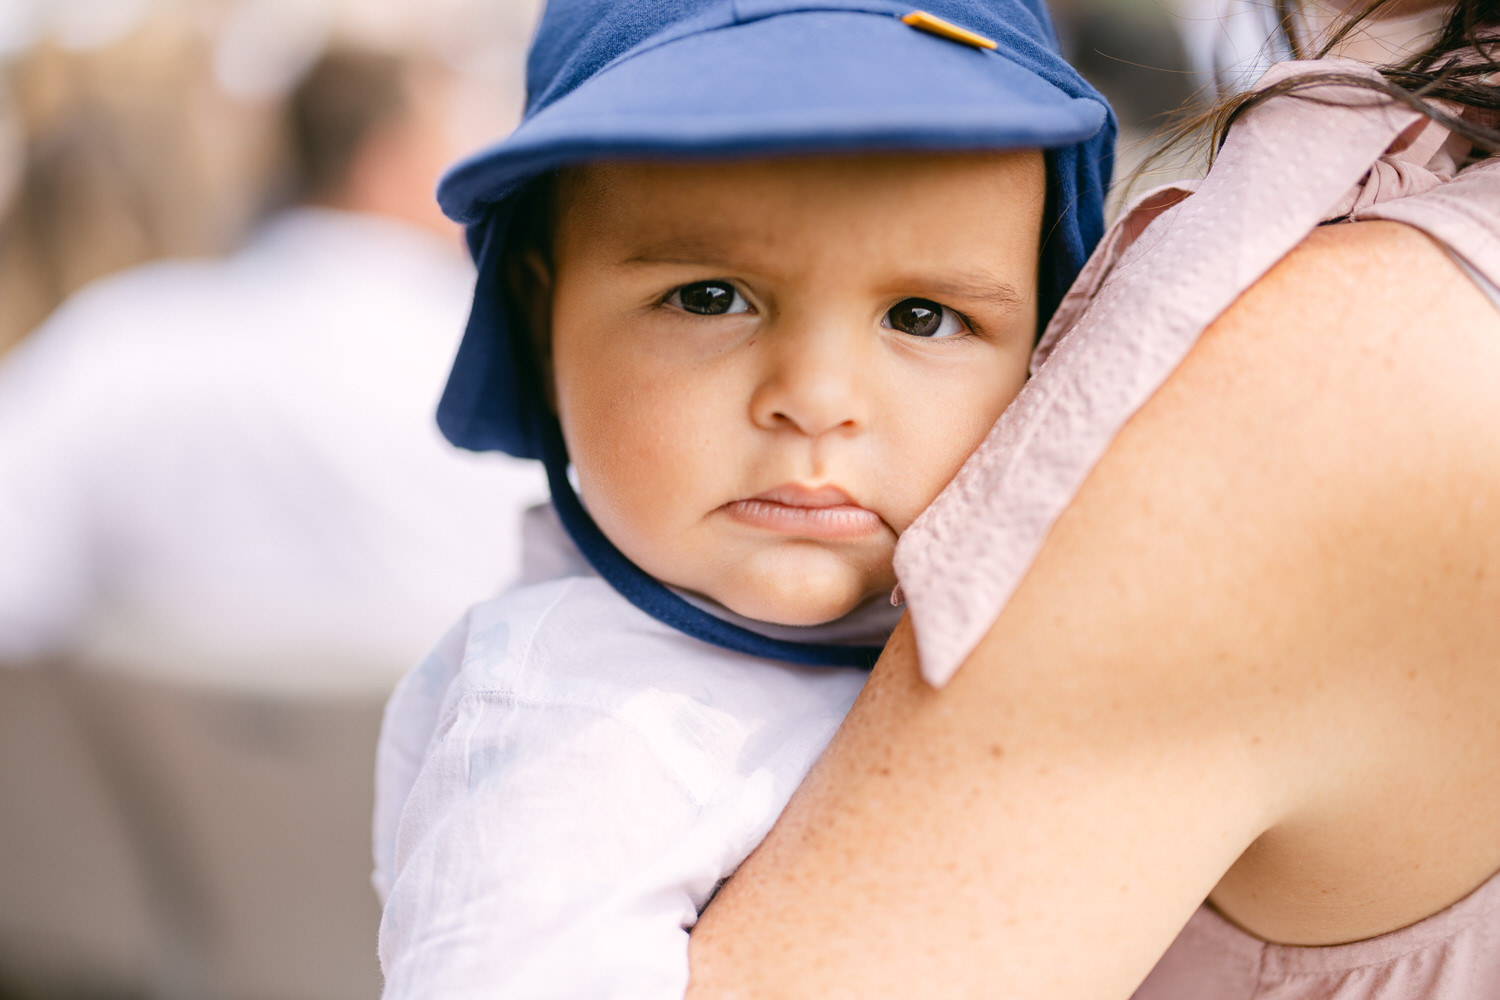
374, 506, 873, 999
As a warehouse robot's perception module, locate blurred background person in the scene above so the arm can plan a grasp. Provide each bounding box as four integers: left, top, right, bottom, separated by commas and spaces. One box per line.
0, 3, 282, 358
0, 44, 549, 690
0, 0, 1193, 998
0, 2, 544, 997
1051, 0, 1198, 137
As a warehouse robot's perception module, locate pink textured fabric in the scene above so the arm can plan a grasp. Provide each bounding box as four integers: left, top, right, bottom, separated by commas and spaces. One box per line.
1133, 867, 1500, 1000
893, 58, 1500, 688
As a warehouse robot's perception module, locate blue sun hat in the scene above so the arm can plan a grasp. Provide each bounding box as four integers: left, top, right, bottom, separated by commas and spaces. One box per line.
436, 0, 1116, 668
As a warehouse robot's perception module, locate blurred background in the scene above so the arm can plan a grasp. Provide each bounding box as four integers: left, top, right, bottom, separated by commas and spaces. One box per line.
0, 0, 1207, 998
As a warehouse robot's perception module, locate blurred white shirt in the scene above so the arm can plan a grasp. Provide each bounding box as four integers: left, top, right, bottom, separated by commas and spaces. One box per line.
0, 208, 547, 694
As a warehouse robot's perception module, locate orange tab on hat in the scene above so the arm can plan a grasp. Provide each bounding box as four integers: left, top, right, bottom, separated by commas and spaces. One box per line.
900, 10, 998, 50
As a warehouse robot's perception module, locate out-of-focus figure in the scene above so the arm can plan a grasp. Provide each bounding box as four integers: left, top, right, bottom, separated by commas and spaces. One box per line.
0, 46, 544, 686
0, 9, 281, 358
1172, 0, 1292, 97
1050, 0, 1197, 134
0, 25, 544, 1000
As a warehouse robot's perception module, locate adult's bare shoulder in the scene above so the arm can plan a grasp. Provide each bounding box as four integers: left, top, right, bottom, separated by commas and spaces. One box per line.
1134, 219, 1500, 944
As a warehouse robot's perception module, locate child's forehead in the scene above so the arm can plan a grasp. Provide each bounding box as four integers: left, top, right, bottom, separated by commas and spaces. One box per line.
564, 150, 1022, 187
549, 151, 1045, 293
556, 151, 1042, 229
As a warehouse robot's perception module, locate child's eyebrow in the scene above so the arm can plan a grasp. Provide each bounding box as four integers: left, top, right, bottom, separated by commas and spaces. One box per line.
617, 242, 1027, 312
618, 237, 743, 269
909, 274, 1028, 312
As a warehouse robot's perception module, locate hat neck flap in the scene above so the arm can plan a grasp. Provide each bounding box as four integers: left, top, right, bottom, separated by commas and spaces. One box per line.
538, 421, 884, 669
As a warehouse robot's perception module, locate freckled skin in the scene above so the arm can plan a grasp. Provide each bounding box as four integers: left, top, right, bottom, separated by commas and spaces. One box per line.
542, 152, 1046, 626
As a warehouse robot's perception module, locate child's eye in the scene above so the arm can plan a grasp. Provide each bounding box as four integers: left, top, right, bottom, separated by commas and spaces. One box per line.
666, 281, 750, 316
882, 298, 966, 339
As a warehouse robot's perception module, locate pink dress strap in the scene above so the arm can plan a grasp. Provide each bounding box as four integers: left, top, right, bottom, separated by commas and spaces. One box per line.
893, 58, 1489, 687
1353, 144, 1500, 280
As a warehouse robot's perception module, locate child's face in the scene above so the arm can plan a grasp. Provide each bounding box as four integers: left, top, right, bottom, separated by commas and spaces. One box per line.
545, 152, 1044, 626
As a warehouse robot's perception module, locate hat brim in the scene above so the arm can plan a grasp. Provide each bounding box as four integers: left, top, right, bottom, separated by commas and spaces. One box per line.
438, 8, 1107, 223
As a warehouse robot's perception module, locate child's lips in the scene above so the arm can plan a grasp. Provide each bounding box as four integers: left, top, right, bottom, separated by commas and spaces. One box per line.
720, 485, 885, 539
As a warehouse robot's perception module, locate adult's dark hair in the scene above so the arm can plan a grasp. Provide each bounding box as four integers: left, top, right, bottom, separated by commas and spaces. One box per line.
287, 48, 411, 202
1211, 0, 1500, 159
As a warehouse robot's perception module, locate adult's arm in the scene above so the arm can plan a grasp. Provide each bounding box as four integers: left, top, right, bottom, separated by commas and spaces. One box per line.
686, 221, 1500, 998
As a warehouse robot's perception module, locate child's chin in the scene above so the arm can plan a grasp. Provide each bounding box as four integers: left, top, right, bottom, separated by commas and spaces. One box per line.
748, 601, 862, 628
713, 574, 882, 628
681, 541, 895, 627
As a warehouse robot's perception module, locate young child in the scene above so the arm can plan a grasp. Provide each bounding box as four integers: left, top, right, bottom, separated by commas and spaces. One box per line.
373, 0, 1114, 996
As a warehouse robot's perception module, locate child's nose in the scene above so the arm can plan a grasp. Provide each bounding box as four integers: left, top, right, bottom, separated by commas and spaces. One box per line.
747, 322, 870, 438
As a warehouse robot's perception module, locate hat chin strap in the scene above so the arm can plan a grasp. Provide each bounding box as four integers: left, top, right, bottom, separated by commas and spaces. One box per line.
537, 421, 883, 669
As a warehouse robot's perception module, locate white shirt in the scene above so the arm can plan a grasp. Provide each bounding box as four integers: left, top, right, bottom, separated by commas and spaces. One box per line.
374, 506, 887, 999
0, 209, 548, 693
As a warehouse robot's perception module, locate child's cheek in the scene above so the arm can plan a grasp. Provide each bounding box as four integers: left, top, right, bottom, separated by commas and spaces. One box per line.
557, 343, 733, 556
